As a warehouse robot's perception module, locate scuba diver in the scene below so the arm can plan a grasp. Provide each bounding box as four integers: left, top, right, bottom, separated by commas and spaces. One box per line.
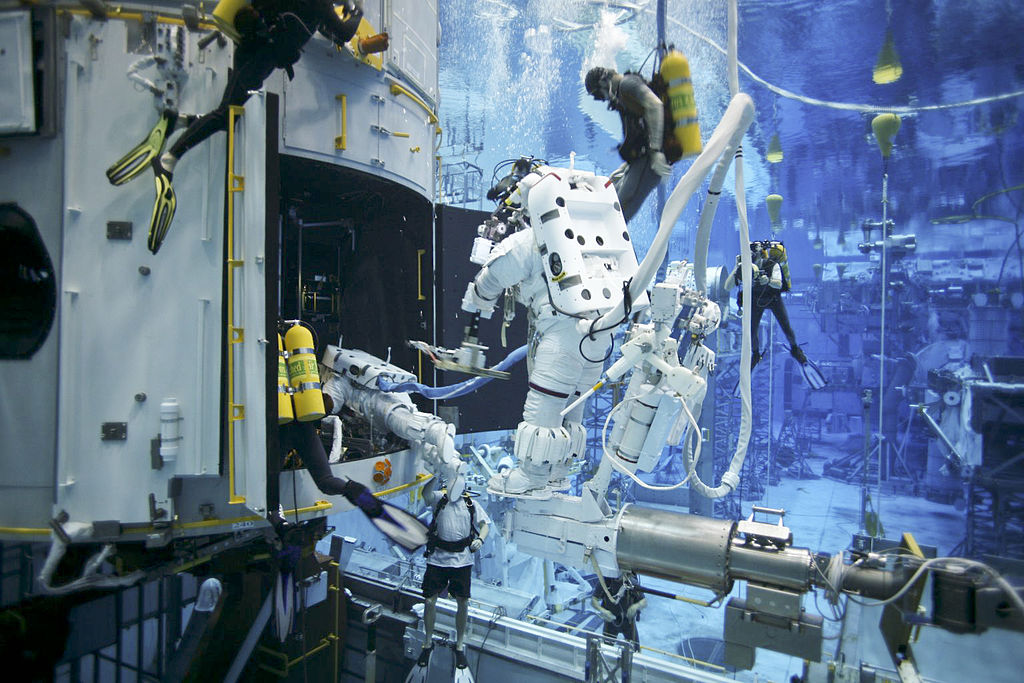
591, 572, 647, 649
585, 65, 672, 222
408, 461, 491, 683
273, 319, 427, 550
106, 0, 364, 254
725, 240, 827, 389
274, 416, 430, 550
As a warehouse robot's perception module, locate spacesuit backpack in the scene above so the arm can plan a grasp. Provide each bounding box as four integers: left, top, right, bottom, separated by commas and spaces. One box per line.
521, 168, 648, 318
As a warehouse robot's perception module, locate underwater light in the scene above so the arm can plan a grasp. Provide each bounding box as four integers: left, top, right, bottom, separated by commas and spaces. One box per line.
872, 113, 901, 158
766, 194, 783, 226
766, 133, 783, 163
873, 29, 903, 84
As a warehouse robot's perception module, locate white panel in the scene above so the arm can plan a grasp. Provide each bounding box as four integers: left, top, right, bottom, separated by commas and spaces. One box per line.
0, 136, 64, 532
0, 11, 36, 134
387, 0, 439, 105
56, 18, 230, 525
283, 42, 379, 168
231, 94, 269, 514
378, 95, 434, 196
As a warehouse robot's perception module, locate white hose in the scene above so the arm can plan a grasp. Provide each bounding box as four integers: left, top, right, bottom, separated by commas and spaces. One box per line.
38, 522, 145, 595
586, 92, 756, 336
600, 392, 700, 492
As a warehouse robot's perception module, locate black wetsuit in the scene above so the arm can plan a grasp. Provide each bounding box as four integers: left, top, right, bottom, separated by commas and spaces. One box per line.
607, 73, 665, 222
169, 0, 361, 160
279, 420, 350, 496
598, 577, 645, 647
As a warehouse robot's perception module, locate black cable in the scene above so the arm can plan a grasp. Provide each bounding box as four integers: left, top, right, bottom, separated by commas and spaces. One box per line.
473, 606, 504, 682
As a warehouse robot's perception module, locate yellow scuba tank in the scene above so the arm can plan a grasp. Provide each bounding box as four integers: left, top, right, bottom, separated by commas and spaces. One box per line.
278, 334, 294, 425
211, 0, 251, 42
284, 323, 326, 422
660, 50, 702, 159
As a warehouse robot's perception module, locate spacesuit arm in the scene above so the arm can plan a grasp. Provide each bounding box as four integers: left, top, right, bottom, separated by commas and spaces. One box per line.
465, 229, 538, 307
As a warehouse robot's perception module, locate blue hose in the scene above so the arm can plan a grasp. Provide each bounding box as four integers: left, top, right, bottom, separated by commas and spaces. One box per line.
377, 345, 527, 399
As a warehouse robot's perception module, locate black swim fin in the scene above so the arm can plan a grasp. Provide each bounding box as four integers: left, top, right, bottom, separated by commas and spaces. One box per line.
800, 359, 828, 390
106, 110, 178, 186
340, 479, 428, 551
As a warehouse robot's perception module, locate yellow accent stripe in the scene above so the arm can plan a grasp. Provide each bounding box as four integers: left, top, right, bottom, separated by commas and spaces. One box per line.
0, 501, 336, 539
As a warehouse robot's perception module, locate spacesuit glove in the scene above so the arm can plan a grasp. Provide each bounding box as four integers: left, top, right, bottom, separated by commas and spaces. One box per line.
470, 538, 483, 552
461, 281, 496, 319
650, 150, 672, 178
591, 596, 616, 622
339, 479, 384, 518
757, 273, 769, 285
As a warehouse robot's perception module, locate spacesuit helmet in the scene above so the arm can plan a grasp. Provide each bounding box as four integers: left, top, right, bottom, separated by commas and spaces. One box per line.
585, 67, 614, 100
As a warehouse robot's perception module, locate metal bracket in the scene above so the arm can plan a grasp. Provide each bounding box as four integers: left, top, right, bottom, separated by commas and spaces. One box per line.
107, 221, 132, 240
101, 422, 127, 441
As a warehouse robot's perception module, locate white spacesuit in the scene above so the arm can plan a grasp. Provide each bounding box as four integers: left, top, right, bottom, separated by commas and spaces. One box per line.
462, 166, 645, 495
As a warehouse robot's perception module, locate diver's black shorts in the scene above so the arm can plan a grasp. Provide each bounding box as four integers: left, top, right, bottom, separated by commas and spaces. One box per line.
422, 564, 472, 599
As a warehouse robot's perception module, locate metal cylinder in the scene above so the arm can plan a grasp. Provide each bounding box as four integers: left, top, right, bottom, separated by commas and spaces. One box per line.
729, 544, 814, 591
616, 505, 735, 593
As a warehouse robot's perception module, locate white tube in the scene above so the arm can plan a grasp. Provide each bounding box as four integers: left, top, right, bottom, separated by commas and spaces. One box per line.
584, 93, 756, 336
160, 398, 181, 463
38, 522, 145, 595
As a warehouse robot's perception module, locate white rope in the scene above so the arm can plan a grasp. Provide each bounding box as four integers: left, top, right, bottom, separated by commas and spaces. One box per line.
600, 391, 700, 492
664, 16, 1024, 114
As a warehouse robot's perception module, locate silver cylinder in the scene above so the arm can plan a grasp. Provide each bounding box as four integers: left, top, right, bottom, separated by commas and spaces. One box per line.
616, 505, 736, 593
729, 544, 814, 591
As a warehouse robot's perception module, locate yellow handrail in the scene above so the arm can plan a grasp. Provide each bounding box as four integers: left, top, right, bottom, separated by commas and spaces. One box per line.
226, 104, 246, 505
388, 81, 438, 125
335, 94, 347, 150
373, 472, 432, 498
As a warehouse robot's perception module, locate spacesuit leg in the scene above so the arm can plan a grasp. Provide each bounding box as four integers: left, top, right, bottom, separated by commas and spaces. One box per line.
489, 321, 604, 494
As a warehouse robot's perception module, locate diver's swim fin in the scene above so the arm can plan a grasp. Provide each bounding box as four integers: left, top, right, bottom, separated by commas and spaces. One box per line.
148, 160, 177, 254
405, 646, 432, 683
340, 479, 429, 551
800, 359, 828, 390
106, 110, 178, 186
454, 648, 475, 683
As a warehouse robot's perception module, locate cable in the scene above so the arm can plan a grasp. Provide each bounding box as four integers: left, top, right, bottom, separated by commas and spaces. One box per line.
661, 15, 1024, 114
599, 389, 700, 492
834, 554, 1024, 620
377, 345, 527, 398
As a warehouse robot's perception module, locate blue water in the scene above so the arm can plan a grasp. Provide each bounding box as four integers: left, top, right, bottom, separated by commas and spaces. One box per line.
426, 1, 1024, 677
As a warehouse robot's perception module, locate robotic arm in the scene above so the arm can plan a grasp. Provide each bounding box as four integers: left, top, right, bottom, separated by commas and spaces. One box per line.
321, 346, 461, 478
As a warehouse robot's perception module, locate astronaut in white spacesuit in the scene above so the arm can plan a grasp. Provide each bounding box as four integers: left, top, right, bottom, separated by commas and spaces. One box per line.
462, 164, 643, 496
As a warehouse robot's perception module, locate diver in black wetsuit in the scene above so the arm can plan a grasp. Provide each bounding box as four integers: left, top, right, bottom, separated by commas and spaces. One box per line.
726, 240, 827, 389
584, 66, 673, 222
108, 0, 364, 254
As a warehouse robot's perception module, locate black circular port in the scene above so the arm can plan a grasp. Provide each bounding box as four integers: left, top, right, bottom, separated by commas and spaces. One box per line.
581, 289, 591, 300
564, 229, 574, 239
556, 197, 565, 207
622, 231, 630, 241
613, 202, 621, 212
603, 288, 611, 298
577, 235, 585, 245
596, 235, 604, 246
549, 252, 563, 276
